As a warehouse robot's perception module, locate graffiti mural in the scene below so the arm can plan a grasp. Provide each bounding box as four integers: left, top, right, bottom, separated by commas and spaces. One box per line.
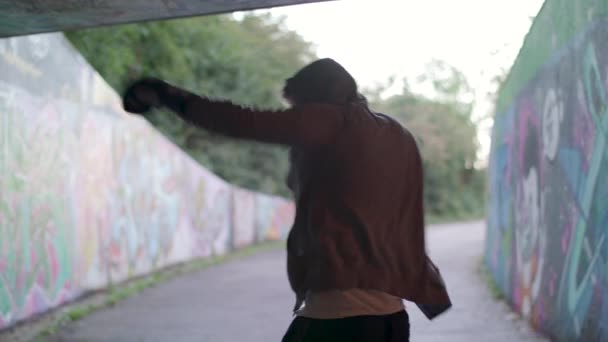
232, 188, 256, 249
255, 195, 295, 242
183, 165, 232, 258
0, 33, 294, 330
486, 3, 608, 340
0, 81, 77, 328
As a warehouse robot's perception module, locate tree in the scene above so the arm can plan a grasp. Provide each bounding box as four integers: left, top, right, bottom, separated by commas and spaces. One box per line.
67, 20, 485, 220
66, 13, 316, 197
368, 61, 485, 219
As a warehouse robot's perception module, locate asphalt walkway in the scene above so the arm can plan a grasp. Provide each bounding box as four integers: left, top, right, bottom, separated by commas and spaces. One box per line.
49, 221, 548, 341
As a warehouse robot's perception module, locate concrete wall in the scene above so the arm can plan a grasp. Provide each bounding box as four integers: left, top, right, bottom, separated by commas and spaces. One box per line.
486, 0, 608, 340
0, 0, 334, 38
0, 33, 294, 330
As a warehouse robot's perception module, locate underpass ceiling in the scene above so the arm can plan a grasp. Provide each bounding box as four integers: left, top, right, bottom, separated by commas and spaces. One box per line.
0, 0, 333, 38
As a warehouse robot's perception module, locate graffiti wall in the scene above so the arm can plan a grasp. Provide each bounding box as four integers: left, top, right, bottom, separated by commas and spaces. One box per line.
0, 33, 294, 329
486, 1, 608, 340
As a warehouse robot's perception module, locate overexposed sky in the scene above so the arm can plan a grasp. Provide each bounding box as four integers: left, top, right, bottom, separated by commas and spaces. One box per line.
240, 0, 545, 161
267, 0, 543, 91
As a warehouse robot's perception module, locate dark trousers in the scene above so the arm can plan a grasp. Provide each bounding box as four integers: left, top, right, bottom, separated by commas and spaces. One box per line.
282, 310, 410, 342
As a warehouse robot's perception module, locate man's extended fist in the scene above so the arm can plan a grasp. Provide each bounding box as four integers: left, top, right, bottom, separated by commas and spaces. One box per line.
122, 77, 166, 114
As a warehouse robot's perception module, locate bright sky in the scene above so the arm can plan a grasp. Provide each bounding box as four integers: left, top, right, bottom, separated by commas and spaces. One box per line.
240, 0, 545, 163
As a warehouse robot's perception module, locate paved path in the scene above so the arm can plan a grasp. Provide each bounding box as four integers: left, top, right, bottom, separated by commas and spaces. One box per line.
50, 222, 548, 341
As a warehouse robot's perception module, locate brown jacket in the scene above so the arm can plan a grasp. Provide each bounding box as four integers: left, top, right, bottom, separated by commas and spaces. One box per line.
173, 95, 451, 315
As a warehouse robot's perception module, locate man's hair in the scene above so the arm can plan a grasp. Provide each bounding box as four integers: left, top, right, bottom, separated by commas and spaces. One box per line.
283, 58, 360, 105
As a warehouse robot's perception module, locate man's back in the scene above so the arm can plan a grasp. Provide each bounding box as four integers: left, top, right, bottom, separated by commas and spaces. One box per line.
290, 104, 448, 307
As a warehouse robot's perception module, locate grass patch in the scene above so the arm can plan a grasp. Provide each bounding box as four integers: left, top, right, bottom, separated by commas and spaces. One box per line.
65, 305, 94, 322
35, 241, 284, 341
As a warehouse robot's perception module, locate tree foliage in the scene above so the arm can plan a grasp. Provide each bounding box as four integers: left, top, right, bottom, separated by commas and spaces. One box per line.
66, 13, 315, 197
66, 15, 485, 219
367, 61, 485, 219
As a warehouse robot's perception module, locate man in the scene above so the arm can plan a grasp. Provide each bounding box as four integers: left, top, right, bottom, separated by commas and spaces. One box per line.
123, 58, 451, 341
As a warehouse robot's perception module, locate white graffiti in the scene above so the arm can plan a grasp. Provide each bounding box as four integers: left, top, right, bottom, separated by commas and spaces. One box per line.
542, 88, 564, 161
197, 186, 231, 256
515, 166, 546, 317
518, 167, 540, 260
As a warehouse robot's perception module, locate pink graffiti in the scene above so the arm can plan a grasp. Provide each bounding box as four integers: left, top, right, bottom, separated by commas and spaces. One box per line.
549, 269, 557, 297
513, 280, 522, 309
574, 81, 596, 170
36, 273, 45, 287
268, 201, 295, 240
533, 297, 543, 325
23, 286, 47, 316
30, 248, 37, 271
45, 241, 59, 283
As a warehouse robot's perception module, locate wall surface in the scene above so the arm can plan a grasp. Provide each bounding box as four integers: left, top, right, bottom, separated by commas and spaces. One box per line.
0, 33, 294, 330
486, 0, 608, 341
0, 0, 334, 38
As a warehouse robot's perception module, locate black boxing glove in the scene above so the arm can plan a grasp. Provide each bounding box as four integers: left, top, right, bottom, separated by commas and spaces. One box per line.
122, 78, 196, 115
122, 77, 165, 114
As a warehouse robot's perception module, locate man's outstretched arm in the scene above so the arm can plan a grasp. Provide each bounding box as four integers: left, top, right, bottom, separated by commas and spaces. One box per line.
122, 78, 345, 147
